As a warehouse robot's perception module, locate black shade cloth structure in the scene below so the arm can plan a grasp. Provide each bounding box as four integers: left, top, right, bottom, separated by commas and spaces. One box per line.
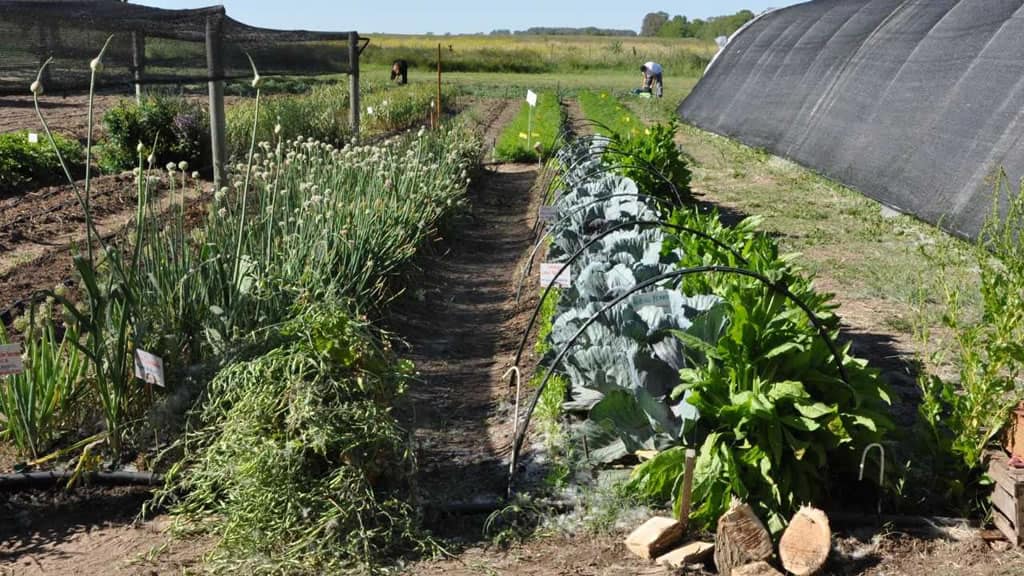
679, 0, 1024, 241
0, 0, 360, 95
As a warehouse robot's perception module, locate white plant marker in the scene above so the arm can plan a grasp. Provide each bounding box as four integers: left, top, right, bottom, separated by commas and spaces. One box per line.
526, 89, 538, 156
0, 343, 24, 376
134, 349, 165, 388
540, 262, 571, 288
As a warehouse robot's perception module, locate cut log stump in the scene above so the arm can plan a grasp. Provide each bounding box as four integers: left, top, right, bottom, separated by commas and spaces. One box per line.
655, 541, 714, 569
733, 560, 784, 576
714, 500, 773, 576
625, 516, 684, 560
779, 506, 831, 575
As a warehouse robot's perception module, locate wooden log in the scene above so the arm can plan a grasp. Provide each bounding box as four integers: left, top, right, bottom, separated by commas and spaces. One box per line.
779, 506, 831, 575
625, 516, 684, 560
655, 541, 714, 569
714, 500, 774, 576
733, 560, 784, 576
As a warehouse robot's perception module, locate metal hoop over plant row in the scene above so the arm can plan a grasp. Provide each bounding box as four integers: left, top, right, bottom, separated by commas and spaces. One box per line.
507, 265, 853, 494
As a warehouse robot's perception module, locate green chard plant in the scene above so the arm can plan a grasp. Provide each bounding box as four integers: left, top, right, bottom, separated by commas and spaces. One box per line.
629, 208, 893, 533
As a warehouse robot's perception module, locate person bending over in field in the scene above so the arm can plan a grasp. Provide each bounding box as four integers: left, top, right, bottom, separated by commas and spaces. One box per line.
639, 61, 663, 98
391, 59, 408, 85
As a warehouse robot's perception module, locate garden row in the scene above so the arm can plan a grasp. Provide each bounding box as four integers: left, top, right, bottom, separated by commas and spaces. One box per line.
2, 78, 449, 196
518, 91, 1024, 553
0, 48, 480, 573
522, 124, 892, 534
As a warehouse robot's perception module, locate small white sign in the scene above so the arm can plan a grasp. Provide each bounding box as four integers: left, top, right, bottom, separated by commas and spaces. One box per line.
27, 132, 39, 144
526, 89, 538, 107
539, 206, 556, 223
0, 343, 24, 376
540, 263, 572, 288
134, 349, 165, 388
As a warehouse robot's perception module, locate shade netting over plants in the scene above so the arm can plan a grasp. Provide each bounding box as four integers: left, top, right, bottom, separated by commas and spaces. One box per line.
0, 0, 359, 95
679, 0, 1024, 240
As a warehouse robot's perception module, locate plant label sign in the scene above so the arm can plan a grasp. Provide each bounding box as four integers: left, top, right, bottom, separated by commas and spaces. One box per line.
27, 132, 39, 144
539, 206, 556, 223
540, 263, 571, 288
526, 89, 538, 108
0, 343, 24, 376
134, 349, 165, 388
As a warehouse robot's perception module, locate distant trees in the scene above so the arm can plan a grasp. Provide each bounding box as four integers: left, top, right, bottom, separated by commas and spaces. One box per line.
489, 27, 637, 36
641, 11, 669, 36
640, 10, 755, 40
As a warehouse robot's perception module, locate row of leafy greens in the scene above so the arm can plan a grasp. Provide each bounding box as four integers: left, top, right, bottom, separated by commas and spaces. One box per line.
536, 124, 893, 535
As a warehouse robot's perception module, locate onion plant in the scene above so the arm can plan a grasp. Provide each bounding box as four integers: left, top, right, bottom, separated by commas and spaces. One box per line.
0, 308, 87, 459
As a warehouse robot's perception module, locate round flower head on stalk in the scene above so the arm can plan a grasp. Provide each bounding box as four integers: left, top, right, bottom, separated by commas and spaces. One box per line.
137, 141, 144, 154
178, 161, 189, 172
191, 171, 200, 179
166, 162, 177, 172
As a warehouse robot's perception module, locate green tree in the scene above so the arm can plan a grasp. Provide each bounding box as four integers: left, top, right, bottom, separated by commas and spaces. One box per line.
641, 11, 669, 36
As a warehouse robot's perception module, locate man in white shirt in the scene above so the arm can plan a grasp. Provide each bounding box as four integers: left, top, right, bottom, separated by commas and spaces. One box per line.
640, 61, 663, 98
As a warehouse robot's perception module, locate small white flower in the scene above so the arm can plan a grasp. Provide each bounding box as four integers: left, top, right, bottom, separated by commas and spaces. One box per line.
218, 207, 228, 218
166, 162, 177, 172
30, 80, 43, 96
90, 58, 104, 73
147, 153, 155, 166
137, 142, 145, 154
366, 106, 374, 116
274, 124, 282, 135
178, 160, 189, 172
191, 171, 200, 179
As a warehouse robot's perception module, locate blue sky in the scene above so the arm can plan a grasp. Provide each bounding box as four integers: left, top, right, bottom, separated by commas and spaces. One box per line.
135, 1, 804, 35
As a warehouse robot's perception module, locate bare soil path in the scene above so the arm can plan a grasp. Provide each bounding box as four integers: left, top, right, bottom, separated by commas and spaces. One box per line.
387, 98, 541, 506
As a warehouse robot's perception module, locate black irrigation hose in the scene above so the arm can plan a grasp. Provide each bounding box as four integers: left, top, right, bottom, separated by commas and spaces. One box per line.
507, 265, 853, 495
0, 470, 163, 491
511, 219, 750, 369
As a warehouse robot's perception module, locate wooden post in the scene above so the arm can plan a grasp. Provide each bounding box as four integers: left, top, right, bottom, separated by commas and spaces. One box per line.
131, 32, 145, 103
436, 43, 442, 128
205, 12, 227, 189
348, 31, 360, 140
678, 448, 697, 530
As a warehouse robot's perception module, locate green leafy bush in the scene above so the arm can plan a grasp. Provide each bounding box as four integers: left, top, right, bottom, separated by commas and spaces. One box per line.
495, 92, 564, 162
915, 175, 1024, 503
98, 95, 208, 173
0, 130, 83, 194
629, 208, 893, 533
605, 121, 692, 206
158, 301, 426, 573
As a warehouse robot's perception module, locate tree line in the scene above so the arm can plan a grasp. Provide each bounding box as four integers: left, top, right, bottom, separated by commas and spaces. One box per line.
489, 27, 637, 36
641, 10, 755, 40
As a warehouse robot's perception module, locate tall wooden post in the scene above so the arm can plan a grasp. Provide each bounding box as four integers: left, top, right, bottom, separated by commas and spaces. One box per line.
206, 12, 227, 188
348, 31, 360, 140
131, 32, 145, 103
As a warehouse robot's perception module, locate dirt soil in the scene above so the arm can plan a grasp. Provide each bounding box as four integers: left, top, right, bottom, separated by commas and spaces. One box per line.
0, 94, 125, 140
0, 173, 209, 321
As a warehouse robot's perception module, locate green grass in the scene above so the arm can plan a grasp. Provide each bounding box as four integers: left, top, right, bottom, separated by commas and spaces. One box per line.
494, 92, 565, 162
360, 34, 715, 76
576, 90, 641, 137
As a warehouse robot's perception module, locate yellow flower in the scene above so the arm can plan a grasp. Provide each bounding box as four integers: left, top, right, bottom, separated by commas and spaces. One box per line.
645, 128, 651, 135
518, 132, 528, 139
